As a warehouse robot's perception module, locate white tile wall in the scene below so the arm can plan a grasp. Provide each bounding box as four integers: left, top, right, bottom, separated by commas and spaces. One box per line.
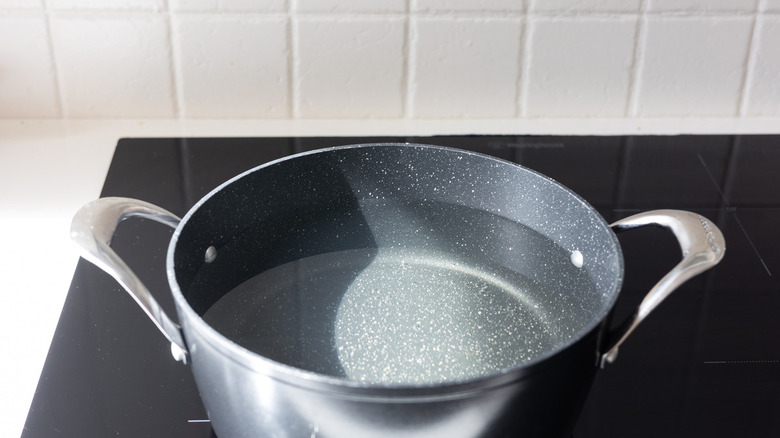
46, 0, 165, 10
0, 1, 778, 120
49, 15, 175, 117
636, 16, 754, 117
220, 0, 286, 12
648, 0, 758, 12
413, 0, 525, 12
170, 0, 286, 12
524, 17, 637, 117
0, 15, 59, 117
411, 17, 523, 118
3, 0, 42, 9
174, 16, 289, 118
764, 0, 780, 12
296, 0, 405, 13
169, 0, 216, 11
745, 17, 780, 116
531, 0, 641, 13
296, 18, 406, 118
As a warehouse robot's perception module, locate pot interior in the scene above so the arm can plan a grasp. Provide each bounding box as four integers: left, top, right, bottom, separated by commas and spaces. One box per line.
170, 144, 622, 385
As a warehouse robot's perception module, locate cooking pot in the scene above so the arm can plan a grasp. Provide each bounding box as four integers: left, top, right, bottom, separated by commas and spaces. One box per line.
71, 143, 725, 438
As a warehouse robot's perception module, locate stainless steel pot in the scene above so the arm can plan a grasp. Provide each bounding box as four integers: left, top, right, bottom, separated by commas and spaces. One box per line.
71, 144, 725, 438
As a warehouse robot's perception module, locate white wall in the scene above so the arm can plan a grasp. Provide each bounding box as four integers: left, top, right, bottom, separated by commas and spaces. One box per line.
1, 0, 779, 120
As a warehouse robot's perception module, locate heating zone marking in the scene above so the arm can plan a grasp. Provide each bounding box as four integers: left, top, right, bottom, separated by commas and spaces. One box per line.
697, 153, 773, 277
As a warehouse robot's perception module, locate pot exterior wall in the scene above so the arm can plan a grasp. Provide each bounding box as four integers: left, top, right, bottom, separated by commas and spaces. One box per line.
181, 310, 604, 438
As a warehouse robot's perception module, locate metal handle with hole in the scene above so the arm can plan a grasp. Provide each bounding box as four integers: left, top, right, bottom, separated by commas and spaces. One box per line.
70, 197, 188, 363
601, 210, 726, 368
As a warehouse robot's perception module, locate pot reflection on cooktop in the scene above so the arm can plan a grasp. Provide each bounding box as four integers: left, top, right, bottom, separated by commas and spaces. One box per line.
23, 135, 780, 438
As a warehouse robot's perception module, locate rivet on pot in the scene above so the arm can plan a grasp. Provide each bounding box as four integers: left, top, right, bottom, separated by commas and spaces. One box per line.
205, 246, 217, 263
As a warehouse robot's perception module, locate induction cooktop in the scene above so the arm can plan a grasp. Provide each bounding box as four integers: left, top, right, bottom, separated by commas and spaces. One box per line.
22, 135, 780, 437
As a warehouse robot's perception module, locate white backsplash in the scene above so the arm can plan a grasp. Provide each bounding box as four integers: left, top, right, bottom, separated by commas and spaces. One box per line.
1, 0, 778, 119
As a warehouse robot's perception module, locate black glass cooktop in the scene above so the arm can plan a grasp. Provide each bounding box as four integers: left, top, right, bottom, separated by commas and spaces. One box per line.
23, 136, 780, 437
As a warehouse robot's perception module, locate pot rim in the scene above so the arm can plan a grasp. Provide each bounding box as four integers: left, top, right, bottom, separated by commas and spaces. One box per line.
165, 143, 624, 395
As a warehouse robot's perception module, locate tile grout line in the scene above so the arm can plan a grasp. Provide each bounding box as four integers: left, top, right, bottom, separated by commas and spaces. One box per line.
513, 3, 528, 118
737, 0, 766, 117
165, 0, 184, 119
404, 0, 416, 119
626, 0, 649, 117
288, 0, 300, 118
42, 1, 66, 118
517, 0, 534, 117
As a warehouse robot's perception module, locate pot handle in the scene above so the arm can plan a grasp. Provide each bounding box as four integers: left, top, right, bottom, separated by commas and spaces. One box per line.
600, 209, 725, 368
71, 197, 189, 363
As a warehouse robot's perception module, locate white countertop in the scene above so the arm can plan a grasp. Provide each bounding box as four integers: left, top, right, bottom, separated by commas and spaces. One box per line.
3, 117, 778, 437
